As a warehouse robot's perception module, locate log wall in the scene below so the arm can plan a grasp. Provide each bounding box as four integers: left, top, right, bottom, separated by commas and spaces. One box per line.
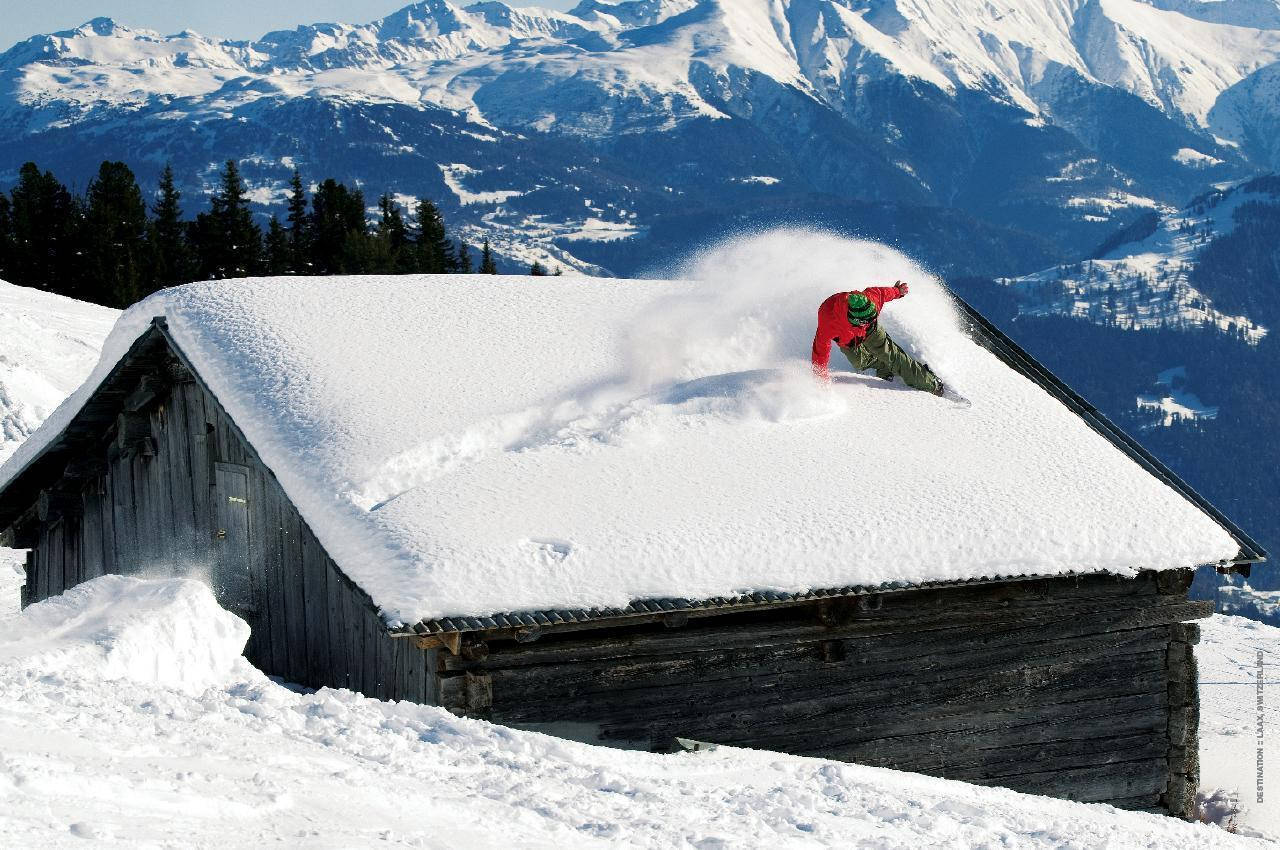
435, 571, 1209, 817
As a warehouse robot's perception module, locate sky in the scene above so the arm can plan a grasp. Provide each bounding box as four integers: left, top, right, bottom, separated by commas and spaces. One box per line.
0, 0, 578, 49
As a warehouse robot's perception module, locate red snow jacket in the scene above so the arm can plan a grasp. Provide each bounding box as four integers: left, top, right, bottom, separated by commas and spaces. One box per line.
810, 286, 905, 378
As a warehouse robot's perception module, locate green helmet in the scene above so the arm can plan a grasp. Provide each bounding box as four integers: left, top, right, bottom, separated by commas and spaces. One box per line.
846, 292, 878, 327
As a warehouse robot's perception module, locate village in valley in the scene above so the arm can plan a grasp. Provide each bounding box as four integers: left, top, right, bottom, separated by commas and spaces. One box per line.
1, 1, 1279, 847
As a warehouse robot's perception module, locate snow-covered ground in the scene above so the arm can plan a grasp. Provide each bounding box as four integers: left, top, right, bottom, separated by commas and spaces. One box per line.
0, 563, 1267, 849
0, 280, 118, 465
1199, 614, 1280, 840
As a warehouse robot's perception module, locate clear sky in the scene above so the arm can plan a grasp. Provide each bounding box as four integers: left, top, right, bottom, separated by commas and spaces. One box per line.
1, 1, 579, 49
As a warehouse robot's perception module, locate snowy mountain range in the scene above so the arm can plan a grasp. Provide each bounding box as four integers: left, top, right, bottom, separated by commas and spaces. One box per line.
3, 0, 1280, 274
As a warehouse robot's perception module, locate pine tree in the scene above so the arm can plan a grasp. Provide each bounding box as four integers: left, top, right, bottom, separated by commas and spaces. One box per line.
479, 239, 498, 274
147, 164, 192, 291
286, 169, 310, 274
376, 193, 414, 273
414, 198, 454, 273
455, 240, 473, 274
193, 160, 262, 279
84, 161, 149, 307
529, 260, 548, 276
8, 162, 81, 297
265, 217, 291, 275
0, 194, 13, 282
309, 179, 367, 274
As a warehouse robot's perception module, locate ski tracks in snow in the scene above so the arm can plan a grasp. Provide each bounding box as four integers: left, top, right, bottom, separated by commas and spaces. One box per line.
353, 366, 843, 513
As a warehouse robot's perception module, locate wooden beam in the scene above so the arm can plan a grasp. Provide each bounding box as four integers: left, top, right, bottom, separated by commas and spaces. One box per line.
123, 374, 167, 413
414, 632, 463, 654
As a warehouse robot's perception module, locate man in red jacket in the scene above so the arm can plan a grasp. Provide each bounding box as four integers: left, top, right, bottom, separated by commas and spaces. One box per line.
811, 281, 943, 395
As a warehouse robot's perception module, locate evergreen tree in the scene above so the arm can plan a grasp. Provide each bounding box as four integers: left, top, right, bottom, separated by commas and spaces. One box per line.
265, 217, 291, 275
84, 161, 149, 307
309, 179, 366, 274
376, 193, 414, 273
529, 260, 548, 276
479, 239, 498, 274
285, 169, 310, 274
8, 162, 81, 297
456, 240, 473, 274
147, 164, 193, 291
193, 160, 262, 279
0, 194, 13, 282
414, 198, 454, 273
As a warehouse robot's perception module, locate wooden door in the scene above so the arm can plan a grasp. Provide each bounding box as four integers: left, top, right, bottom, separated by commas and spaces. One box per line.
214, 462, 255, 613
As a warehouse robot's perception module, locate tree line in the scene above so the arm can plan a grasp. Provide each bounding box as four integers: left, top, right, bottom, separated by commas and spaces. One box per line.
0, 159, 534, 308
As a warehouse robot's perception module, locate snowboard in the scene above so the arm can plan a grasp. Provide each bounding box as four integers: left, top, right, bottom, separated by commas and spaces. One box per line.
939, 385, 972, 408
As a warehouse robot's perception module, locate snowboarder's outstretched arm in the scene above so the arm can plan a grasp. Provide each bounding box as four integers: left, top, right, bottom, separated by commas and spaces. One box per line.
862, 281, 908, 309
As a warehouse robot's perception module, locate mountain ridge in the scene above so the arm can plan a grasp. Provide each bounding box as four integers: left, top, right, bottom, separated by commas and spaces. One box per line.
1, 0, 1278, 277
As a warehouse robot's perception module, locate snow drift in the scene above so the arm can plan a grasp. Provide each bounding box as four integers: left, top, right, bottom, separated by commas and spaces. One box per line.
0, 568, 1267, 847
0, 575, 249, 695
0, 233, 1239, 625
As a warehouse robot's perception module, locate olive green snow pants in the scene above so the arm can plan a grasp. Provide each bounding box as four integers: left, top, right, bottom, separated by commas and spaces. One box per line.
840, 323, 941, 393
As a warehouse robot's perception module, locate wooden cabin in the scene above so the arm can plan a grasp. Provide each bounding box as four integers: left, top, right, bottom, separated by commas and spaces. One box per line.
0, 277, 1264, 819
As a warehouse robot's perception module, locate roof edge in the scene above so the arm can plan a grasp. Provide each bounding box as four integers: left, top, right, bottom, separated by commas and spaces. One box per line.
394, 567, 1206, 637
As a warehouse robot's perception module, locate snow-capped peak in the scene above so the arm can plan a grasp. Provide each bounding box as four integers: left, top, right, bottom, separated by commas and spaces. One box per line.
375, 0, 474, 40
569, 0, 702, 29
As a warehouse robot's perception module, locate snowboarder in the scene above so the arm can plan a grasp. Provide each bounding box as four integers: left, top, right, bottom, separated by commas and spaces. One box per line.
810, 281, 945, 395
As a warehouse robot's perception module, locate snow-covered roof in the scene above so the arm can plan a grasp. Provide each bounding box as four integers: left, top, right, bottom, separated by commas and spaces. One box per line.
0, 272, 1244, 625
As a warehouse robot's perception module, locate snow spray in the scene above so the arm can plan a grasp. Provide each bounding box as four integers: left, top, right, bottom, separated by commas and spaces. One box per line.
626, 229, 970, 397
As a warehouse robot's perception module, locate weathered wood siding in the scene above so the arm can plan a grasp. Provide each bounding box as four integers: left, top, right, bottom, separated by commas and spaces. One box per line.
16, 352, 433, 704
436, 570, 1208, 817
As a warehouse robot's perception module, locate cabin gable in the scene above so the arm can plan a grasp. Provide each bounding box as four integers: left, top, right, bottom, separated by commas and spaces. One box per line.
2, 325, 433, 703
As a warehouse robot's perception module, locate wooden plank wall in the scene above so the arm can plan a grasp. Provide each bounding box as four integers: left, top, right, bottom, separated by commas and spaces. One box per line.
438, 571, 1208, 816
19, 355, 432, 705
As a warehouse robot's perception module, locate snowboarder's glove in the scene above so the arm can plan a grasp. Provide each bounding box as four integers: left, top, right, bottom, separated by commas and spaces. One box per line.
895, 280, 909, 296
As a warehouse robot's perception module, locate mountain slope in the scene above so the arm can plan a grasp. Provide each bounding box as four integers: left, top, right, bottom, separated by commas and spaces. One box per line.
998, 177, 1280, 338
1, 0, 1278, 274
0, 280, 117, 465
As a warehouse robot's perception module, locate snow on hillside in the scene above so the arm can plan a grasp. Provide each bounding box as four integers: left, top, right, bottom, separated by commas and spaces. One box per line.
0, 566, 1266, 848
1, 234, 1240, 627
999, 182, 1274, 341
1135, 366, 1220, 428
0, 280, 118, 465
